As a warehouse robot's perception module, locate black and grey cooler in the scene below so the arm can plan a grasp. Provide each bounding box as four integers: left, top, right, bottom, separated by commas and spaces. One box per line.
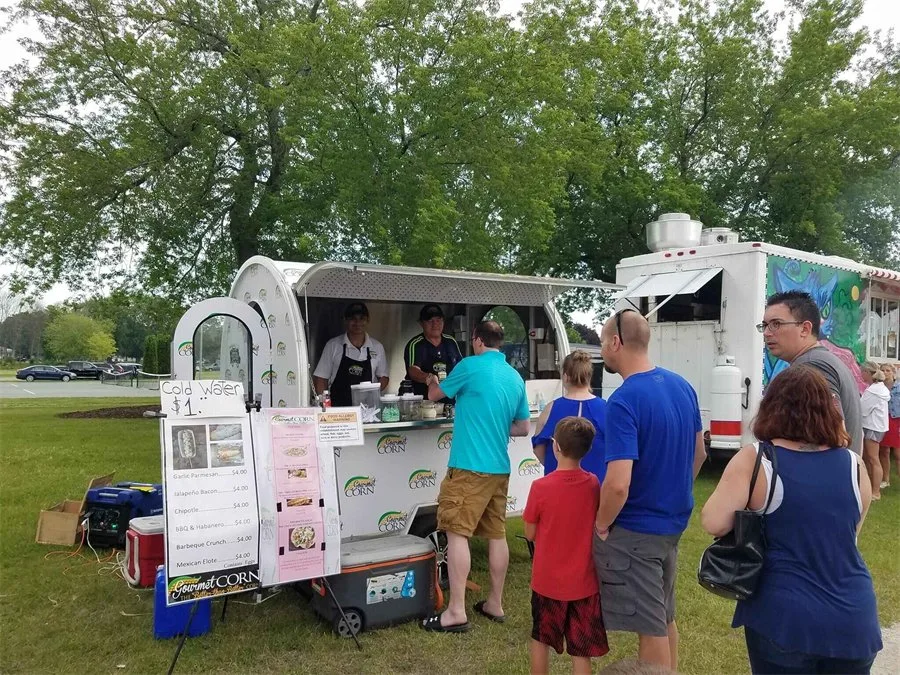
311, 535, 437, 636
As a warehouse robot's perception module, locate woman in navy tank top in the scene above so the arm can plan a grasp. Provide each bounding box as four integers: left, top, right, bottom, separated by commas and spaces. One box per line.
532, 350, 607, 482
702, 365, 882, 674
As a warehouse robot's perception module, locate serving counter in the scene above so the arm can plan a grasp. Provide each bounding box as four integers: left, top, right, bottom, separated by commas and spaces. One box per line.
335, 413, 542, 539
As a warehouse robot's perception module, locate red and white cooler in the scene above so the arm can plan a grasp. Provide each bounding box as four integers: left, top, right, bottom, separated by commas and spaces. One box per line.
124, 515, 165, 587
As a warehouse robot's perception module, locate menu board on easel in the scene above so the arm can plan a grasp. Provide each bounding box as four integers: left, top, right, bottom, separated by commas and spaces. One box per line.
160, 381, 261, 605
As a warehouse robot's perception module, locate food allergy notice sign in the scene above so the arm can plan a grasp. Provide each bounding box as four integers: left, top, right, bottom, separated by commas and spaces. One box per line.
161, 381, 261, 605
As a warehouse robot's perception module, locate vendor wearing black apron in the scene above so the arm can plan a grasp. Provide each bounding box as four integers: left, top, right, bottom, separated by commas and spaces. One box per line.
312, 302, 390, 406
404, 304, 463, 398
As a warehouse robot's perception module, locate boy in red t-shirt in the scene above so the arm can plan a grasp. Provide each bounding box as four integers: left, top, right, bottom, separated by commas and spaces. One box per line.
524, 416, 608, 674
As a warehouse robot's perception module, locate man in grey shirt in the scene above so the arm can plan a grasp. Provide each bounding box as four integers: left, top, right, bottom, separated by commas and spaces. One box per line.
760, 290, 863, 455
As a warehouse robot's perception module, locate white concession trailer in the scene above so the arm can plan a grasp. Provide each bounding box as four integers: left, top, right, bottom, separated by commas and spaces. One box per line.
604, 213, 900, 457
171, 258, 618, 576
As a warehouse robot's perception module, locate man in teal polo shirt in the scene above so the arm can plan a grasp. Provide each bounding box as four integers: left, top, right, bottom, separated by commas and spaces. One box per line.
420, 320, 531, 633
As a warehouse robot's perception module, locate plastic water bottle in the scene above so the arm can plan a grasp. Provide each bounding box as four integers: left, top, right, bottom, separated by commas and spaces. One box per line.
323, 390, 332, 408
537, 393, 546, 413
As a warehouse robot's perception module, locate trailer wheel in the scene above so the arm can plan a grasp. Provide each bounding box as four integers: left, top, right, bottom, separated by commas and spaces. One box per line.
333, 608, 364, 638
409, 514, 448, 590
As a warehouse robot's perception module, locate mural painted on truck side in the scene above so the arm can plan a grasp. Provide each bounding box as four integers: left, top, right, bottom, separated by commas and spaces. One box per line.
764, 256, 866, 390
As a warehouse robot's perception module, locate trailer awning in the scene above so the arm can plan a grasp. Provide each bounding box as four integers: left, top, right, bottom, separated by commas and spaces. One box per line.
291, 262, 621, 307
617, 268, 722, 299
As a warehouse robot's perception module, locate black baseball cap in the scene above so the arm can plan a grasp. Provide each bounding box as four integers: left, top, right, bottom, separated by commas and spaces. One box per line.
419, 304, 444, 321
344, 302, 369, 318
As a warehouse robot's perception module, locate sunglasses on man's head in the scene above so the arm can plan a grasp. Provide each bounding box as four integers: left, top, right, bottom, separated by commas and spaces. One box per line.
614, 308, 638, 346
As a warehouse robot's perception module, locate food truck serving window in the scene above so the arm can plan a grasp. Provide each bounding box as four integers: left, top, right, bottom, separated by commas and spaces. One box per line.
617, 268, 723, 322
869, 295, 899, 360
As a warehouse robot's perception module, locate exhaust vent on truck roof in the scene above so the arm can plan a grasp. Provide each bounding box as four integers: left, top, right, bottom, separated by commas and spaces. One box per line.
646, 213, 703, 252
700, 228, 740, 246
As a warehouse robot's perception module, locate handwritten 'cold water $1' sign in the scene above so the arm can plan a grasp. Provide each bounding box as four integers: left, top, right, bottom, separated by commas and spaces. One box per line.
160, 379, 247, 419
160, 380, 261, 605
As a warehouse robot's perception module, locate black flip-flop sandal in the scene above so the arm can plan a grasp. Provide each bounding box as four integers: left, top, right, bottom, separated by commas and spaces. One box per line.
420, 614, 470, 633
473, 600, 506, 623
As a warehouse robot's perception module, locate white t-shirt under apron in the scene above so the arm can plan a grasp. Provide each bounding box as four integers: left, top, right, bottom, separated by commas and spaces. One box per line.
313, 334, 389, 385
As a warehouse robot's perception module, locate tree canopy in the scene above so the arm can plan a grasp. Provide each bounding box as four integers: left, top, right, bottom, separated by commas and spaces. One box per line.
2, 0, 897, 303
43, 311, 116, 360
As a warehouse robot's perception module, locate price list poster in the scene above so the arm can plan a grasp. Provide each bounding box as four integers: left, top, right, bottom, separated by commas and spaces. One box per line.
264, 410, 329, 583
160, 380, 261, 605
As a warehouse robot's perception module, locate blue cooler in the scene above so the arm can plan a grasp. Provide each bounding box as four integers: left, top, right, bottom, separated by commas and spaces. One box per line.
84, 482, 163, 548
153, 566, 212, 639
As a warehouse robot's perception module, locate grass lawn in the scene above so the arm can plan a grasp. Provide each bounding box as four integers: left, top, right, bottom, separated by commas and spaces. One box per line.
1, 397, 898, 674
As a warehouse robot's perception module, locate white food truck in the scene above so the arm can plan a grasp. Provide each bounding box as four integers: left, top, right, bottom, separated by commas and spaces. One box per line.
171, 258, 617, 578
603, 213, 900, 457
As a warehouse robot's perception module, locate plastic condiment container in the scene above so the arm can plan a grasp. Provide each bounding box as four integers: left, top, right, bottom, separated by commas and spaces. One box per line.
381, 395, 400, 423
351, 382, 383, 423
421, 400, 437, 419
399, 394, 423, 421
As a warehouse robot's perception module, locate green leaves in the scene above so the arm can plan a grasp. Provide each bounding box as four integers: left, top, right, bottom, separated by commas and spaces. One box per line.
1, 0, 897, 304
43, 312, 116, 361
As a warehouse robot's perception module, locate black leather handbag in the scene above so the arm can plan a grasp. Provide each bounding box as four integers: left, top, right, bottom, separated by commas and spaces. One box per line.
698, 441, 778, 601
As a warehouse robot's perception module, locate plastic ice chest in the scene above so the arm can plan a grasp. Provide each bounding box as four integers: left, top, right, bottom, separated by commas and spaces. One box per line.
153, 566, 212, 639
124, 515, 164, 587
310, 534, 436, 636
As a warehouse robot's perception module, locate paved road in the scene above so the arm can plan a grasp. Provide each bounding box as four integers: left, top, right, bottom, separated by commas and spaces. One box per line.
0, 379, 159, 399
873, 623, 899, 675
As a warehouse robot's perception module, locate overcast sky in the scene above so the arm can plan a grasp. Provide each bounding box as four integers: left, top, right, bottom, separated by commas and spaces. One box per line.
1, 0, 897, 306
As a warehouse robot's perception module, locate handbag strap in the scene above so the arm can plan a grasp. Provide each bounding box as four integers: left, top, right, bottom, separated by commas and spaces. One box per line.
757, 441, 779, 513
746, 442, 766, 509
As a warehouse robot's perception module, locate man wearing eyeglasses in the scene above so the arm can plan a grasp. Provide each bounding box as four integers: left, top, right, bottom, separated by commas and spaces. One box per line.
760, 290, 863, 455
593, 309, 706, 670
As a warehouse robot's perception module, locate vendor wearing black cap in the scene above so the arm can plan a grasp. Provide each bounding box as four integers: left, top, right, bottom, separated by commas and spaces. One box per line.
404, 304, 463, 398
313, 302, 389, 407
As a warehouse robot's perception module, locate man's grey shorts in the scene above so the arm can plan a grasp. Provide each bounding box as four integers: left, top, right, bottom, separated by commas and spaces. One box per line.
592, 526, 681, 637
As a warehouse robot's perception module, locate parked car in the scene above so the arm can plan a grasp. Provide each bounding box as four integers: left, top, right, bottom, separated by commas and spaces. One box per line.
16, 365, 77, 382
66, 361, 107, 379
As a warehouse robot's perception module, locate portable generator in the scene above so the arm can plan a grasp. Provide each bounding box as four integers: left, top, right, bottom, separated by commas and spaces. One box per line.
84, 482, 163, 548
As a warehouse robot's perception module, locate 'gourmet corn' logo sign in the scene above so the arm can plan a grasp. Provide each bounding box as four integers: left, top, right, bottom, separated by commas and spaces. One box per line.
167, 568, 260, 602
506, 496, 518, 512
177, 341, 193, 356
437, 431, 453, 451
377, 434, 407, 454
261, 369, 277, 385
378, 511, 408, 533
408, 469, 437, 490
517, 458, 542, 477
344, 476, 376, 497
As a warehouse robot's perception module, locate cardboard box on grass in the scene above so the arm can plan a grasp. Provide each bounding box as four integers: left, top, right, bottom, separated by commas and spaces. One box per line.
35, 474, 114, 546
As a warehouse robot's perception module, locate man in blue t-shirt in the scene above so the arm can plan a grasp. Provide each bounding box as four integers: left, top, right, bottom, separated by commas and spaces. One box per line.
593, 309, 706, 670
419, 320, 531, 634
